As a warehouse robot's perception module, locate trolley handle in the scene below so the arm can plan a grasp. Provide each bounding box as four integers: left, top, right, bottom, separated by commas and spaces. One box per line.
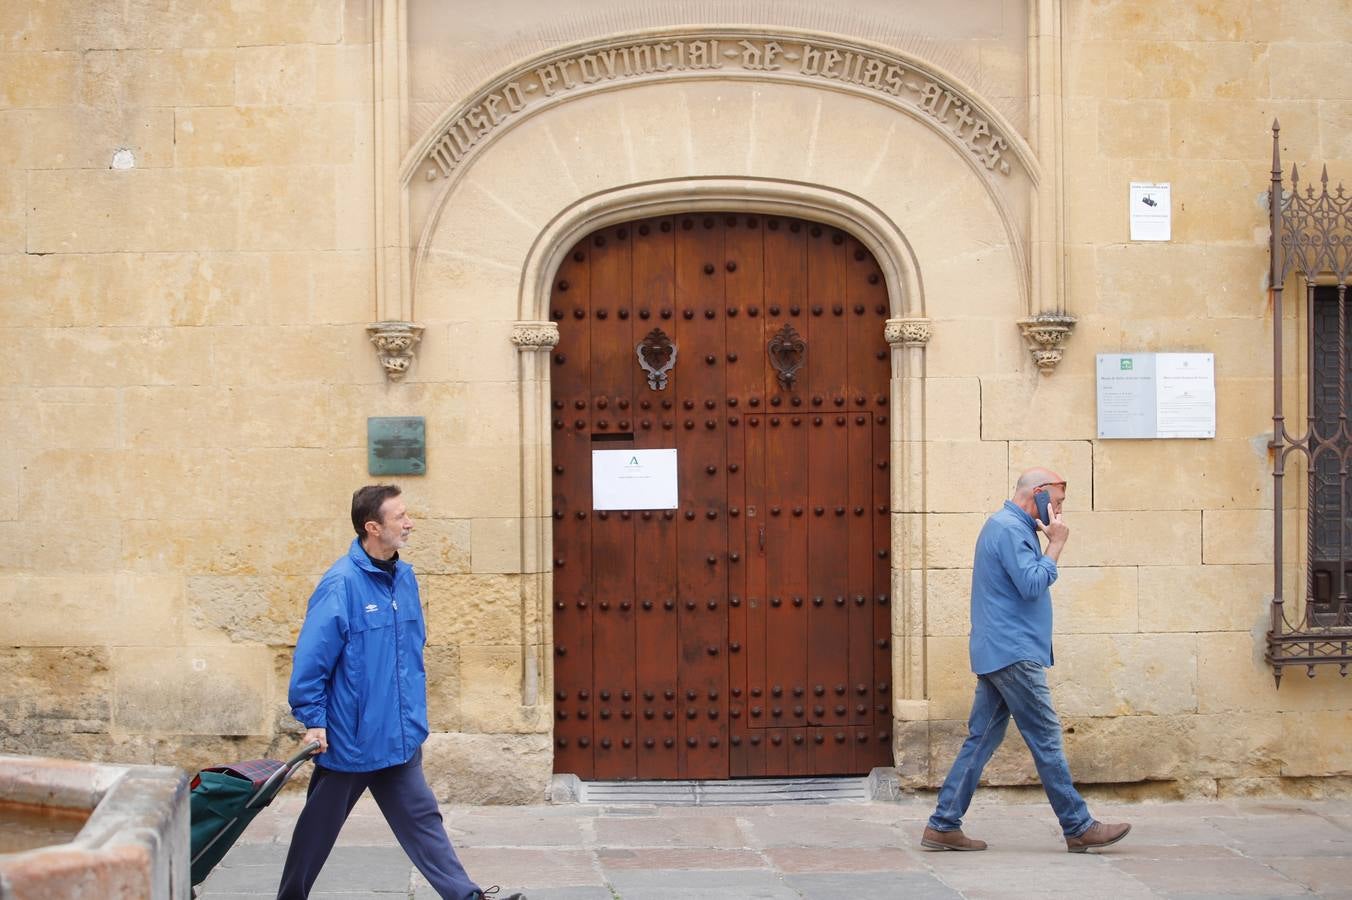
286, 739, 324, 768
245, 740, 323, 810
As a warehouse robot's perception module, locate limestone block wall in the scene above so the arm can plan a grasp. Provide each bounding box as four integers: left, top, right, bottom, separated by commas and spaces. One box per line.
1, 0, 372, 774
2, 0, 1350, 804
0, 1, 550, 800
899, 0, 1352, 796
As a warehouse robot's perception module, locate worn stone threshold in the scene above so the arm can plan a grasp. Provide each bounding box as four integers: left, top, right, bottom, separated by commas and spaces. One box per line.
551, 774, 888, 805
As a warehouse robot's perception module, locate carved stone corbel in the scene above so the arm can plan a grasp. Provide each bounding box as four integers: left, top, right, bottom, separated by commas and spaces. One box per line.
510, 321, 560, 351
1017, 313, 1077, 374
367, 321, 424, 382
885, 317, 932, 348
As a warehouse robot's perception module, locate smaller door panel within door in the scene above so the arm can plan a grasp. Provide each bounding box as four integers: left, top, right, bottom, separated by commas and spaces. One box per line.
761, 413, 809, 736
857, 244, 894, 770
591, 464, 638, 779
631, 217, 682, 777
673, 217, 730, 779
550, 245, 595, 778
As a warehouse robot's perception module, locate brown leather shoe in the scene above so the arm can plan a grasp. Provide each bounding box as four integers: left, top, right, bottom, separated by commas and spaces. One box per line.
921, 826, 987, 851
1065, 821, 1131, 853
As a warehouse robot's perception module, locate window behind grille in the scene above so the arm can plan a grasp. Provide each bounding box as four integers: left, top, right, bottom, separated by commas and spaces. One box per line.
1309, 287, 1352, 626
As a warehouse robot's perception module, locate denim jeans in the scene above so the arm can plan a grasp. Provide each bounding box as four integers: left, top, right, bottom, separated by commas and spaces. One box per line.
927, 660, 1093, 837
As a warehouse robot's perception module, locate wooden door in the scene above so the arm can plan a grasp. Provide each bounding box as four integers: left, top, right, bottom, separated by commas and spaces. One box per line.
550, 213, 893, 779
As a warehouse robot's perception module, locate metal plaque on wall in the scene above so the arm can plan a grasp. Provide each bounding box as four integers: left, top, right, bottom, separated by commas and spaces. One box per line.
1096, 353, 1215, 439
367, 416, 426, 475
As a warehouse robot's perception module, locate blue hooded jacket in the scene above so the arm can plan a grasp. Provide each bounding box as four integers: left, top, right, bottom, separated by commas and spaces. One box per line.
289, 538, 429, 772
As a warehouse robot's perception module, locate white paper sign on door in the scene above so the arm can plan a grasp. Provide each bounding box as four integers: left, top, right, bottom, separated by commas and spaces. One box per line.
592, 448, 679, 510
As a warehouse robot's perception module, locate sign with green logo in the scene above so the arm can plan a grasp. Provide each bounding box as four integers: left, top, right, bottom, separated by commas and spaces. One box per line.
1096, 354, 1215, 439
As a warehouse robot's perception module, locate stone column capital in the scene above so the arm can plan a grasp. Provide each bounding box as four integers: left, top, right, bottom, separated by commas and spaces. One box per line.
367, 321, 424, 382
1017, 313, 1077, 374
885, 317, 932, 348
511, 321, 561, 351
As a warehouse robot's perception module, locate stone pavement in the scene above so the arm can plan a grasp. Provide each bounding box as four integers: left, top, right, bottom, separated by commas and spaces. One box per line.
197, 793, 1352, 899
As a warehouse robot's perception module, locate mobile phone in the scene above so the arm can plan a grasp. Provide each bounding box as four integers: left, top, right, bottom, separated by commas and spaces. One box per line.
1034, 489, 1051, 526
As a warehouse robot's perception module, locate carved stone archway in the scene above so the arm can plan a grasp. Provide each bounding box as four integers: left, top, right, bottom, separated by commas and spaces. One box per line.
363, 3, 1072, 786
368, 9, 1074, 378
407, 49, 1031, 771
509, 178, 934, 723
403, 29, 1039, 317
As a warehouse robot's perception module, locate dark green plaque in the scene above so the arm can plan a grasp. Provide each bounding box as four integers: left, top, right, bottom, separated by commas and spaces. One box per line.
367, 417, 426, 476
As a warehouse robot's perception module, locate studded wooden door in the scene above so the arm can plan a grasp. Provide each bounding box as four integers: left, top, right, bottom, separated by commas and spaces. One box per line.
550, 213, 893, 780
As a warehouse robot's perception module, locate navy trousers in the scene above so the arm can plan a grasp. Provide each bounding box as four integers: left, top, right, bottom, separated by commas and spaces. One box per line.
276, 748, 480, 900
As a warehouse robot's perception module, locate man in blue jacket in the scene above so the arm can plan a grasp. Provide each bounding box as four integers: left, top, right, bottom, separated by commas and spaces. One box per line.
277, 484, 525, 899
920, 469, 1131, 854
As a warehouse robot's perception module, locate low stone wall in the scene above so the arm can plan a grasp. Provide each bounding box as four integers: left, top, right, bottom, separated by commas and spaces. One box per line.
0, 755, 190, 899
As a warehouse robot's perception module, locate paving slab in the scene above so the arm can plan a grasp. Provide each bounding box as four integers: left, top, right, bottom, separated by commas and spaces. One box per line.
598, 848, 765, 869
1109, 857, 1312, 896
593, 814, 747, 849
742, 810, 904, 848
785, 872, 962, 899
933, 857, 1157, 899
1209, 811, 1352, 858
454, 848, 604, 887
762, 846, 925, 873
448, 810, 592, 848
1259, 855, 1352, 896
604, 868, 798, 899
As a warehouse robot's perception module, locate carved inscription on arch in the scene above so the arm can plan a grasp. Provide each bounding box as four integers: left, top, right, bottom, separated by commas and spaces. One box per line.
419, 34, 1016, 183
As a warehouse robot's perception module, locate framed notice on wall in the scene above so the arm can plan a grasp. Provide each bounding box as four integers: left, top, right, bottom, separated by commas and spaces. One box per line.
1097, 353, 1215, 439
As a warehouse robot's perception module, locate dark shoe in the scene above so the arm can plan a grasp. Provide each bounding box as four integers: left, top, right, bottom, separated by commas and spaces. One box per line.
921, 825, 987, 851
1066, 821, 1131, 853
476, 888, 526, 900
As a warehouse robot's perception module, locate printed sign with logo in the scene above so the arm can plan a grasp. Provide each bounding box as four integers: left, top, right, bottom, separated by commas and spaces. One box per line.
1097, 353, 1215, 439
591, 448, 679, 510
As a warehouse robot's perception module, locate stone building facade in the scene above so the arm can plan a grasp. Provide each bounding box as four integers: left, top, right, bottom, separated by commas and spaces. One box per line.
2, 0, 1349, 802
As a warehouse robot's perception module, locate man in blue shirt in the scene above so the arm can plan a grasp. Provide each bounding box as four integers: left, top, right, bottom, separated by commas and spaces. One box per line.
277, 485, 525, 899
920, 469, 1131, 854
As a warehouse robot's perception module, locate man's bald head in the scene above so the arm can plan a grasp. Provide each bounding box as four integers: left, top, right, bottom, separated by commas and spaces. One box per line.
1013, 468, 1066, 501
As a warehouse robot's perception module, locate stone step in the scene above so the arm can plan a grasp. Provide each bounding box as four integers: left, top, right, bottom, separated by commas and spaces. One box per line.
577, 777, 870, 805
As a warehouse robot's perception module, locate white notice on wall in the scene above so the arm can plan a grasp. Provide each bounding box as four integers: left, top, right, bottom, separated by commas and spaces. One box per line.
1097, 353, 1214, 439
592, 448, 679, 510
1129, 182, 1171, 241
1155, 353, 1215, 438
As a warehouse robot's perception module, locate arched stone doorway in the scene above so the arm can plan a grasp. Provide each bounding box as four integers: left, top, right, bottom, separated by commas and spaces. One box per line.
548, 211, 893, 779
402, 46, 1032, 793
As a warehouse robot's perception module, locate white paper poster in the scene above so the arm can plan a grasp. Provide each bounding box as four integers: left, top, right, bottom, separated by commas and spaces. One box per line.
1129, 182, 1171, 241
1097, 353, 1214, 439
1155, 353, 1216, 438
591, 448, 679, 510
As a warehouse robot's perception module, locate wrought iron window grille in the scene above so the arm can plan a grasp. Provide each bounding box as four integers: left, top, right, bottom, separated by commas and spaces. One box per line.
1266, 120, 1352, 685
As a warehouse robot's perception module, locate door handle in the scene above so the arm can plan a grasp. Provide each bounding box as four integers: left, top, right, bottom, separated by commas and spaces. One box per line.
759, 526, 765, 550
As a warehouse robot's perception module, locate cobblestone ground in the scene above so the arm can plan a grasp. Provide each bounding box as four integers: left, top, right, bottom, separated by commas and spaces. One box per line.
197, 794, 1352, 899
